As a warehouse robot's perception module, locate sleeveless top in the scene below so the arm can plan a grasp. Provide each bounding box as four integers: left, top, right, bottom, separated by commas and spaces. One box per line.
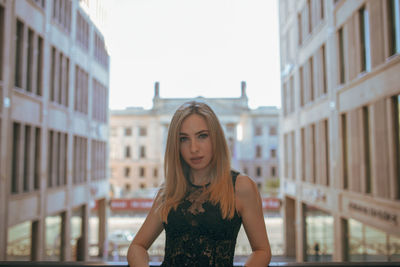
160, 171, 242, 267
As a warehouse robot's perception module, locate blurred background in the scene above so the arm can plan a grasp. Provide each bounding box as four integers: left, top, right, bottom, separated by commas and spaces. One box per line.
0, 0, 399, 264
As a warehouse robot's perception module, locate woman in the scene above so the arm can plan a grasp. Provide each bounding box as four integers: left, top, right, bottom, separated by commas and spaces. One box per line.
127, 101, 271, 267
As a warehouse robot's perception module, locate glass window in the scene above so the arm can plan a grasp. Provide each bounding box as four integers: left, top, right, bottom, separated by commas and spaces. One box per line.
388, 0, 400, 56
45, 214, 62, 261
71, 207, 83, 260
139, 127, 147, 136
140, 167, 145, 177
124, 167, 130, 178
124, 127, 132, 136
348, 218, 400, 261
7, 221, 32, 260
255, 126, 262, 136
305, 206, 333, 262
359, 7, 371, 72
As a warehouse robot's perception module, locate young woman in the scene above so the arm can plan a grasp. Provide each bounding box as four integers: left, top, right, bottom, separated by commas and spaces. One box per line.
127, 101, 271, 267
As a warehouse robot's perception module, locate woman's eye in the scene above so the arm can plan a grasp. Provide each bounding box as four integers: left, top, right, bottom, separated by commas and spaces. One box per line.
179, 137, 188, 142
198, 133, 208, 139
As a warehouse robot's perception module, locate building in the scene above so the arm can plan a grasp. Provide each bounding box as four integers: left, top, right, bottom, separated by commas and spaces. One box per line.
0, 0, 110, 261
109, 82, 279, 197
279, 0, 400, 262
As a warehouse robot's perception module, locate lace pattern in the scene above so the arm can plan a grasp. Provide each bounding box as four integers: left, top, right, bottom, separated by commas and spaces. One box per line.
161, 171, 242, 267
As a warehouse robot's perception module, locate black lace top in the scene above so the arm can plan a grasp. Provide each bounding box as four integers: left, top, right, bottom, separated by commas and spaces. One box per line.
160, 171, 242, 267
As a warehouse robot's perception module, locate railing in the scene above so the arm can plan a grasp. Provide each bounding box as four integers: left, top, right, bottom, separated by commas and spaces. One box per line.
0, 262, 399, 267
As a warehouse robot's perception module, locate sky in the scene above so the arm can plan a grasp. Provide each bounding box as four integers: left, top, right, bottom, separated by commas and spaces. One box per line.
104, 0, 281, 110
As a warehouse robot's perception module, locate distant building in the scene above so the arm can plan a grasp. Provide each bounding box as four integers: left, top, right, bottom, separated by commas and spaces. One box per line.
279, 0, 400, 262
0, 0, 110, 261
109, 82, 279, 197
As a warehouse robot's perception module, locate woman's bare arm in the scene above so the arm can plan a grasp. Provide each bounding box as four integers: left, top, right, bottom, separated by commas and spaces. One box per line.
127, 193, 164, 267
236, 175, 272, 267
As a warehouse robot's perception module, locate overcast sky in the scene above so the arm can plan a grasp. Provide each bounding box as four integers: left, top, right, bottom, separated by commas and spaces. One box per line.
104, 0, 281, 110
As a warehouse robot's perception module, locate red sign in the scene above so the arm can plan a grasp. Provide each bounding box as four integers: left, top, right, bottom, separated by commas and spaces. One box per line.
110, 199, 154, 211
262, 198, 281, 210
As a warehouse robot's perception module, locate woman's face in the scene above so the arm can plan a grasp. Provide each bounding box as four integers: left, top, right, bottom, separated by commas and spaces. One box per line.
179, 114, 213, 173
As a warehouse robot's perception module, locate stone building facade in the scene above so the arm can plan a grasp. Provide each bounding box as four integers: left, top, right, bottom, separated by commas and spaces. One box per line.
279, 0, 400, 262
109, 82, 279, 198
0, 0, 110, 261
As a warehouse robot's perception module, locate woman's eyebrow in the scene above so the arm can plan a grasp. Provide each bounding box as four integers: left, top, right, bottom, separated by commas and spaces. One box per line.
179, 130, 209, 135
195, 130, 209, 135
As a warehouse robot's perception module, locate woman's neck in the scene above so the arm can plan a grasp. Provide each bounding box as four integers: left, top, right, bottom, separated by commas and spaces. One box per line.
190, 169, 211, 186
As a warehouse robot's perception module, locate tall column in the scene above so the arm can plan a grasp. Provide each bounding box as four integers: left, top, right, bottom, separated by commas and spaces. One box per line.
283, 197, 296, 257
295, 201, 306, 262
98, 198, 108, 259
333, 216, 348, 261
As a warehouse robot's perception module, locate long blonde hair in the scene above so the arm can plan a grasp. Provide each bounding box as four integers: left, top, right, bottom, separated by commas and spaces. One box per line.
159, 101, 235, 222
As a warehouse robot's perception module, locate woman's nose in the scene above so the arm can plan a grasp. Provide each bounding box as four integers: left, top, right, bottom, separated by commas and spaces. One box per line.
190, 140, 199, 152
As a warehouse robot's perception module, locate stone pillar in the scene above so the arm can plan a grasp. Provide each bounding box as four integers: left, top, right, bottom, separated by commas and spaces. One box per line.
283, 197, 296, 257
295, 202, 306, 262
98, 198, 108, 259
333, 216, 348, 261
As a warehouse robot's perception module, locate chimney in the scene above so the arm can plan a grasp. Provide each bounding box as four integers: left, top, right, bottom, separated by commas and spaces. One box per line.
154, 81, 160, 98
241, 81, 247, 97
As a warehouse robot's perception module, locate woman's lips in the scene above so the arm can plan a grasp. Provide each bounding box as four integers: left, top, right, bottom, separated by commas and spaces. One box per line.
190, 156, 203, 164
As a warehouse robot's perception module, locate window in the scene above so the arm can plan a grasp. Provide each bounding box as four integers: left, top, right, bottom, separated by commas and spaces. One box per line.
51, 47, 69, 106
255, 126, 262, 136
324, 120, 330, 186
256, 145, 262, 158
73, 136, 87, 185
388, 0, 400, 56
153, 168, 158, 178
124, 167, 130, 178
91, 140, 106, 181
359, 7, 371, 73
14, 19, 24, 88
48, 131, 68, 188
320, 45, 327, 95
298, 13, 303, 45
308, 57, 314, 102
271, 166, 276, 177
92, 79, 108, 123
45, 214, 62, 260
11, 123, 41, 194
125, 146, 131, 158
300, 66, 305, 106
393, 95, 400, 199
226, 123, 235, 133
139, 127, 147, 136
76, 11, 89, 50
140, 183, 146, 189
256, 167, 262, 177
341, 114, 348, 189
124, 127, 132, 136
27, 29, 33, 93
269, 126, 277, 136
140, 146, 146, 158
301, 127, 306, 181
362, 107, 371, 194
139, 167, 145, 177
271, 148, 277, 158
94, 31, 109, 69
338, 27, 346, 84
311, 124, 316, 184
52, 0, 72, 33
74, 66, 88, 114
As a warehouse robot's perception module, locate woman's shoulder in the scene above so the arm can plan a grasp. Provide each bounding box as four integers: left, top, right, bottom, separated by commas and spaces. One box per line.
234, 174, 258, 197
